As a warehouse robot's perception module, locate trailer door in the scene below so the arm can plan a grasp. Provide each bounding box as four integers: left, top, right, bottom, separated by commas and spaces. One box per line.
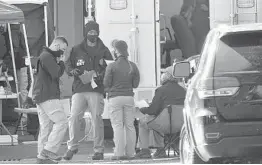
96, 0, 160, 100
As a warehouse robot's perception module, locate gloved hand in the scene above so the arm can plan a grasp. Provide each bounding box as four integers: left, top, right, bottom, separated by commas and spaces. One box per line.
70, 68, 81, 76
93, 74, 104, 87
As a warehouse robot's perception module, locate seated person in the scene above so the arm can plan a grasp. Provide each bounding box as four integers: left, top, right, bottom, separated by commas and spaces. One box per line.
135, 66, 186, 159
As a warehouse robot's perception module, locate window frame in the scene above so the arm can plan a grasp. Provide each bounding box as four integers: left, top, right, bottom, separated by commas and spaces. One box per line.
109, 0, 128, 10
237, 0, 255, 8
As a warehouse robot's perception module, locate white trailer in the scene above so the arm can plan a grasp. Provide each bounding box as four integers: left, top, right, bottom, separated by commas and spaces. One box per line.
210, 0, 262, 28
93, 0, 262, 119
95, 0, 183, 113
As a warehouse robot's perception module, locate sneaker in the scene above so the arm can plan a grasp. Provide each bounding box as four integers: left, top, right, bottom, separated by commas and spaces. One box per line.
92, 152, 104, 160
134, 148, 152, 159
153, 148, 167, 158
36, 158, 58, 164
40, 149, 62, 161
111, 155, 134, 160
63, 149, 78, 160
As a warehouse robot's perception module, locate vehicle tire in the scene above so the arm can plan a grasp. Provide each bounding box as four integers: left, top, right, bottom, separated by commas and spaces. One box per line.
180, 125, 206, 164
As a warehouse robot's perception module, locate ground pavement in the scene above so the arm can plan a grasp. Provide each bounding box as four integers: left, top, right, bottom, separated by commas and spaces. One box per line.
0, 124, 179, 164
0, 140, 180, 164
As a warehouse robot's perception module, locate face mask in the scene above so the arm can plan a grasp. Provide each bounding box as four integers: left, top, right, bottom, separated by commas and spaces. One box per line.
86, 35, 98, 43
53, 50, 64, 57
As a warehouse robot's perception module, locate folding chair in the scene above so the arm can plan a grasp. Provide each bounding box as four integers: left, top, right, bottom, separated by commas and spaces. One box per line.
14, 107, 39, 140
147, 104, 184, 157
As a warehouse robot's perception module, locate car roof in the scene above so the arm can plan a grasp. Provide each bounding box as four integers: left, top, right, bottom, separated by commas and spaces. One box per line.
214, 23, 262, 34
186, 55, 200, 62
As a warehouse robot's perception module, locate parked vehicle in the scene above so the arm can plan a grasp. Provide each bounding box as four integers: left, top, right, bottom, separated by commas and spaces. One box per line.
174, 23, 262, 163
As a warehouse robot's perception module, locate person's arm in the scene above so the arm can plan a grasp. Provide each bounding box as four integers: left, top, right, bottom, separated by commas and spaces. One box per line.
57, 61, 65, 77
103, 48, 114, 60
97, 49, 113, 81
98, 49, 112, 72
41, 54, 65, 79
132, 63, 140, 88
103, 63, 113, 91
140, 88, 163, 115
65, 47, 76, 76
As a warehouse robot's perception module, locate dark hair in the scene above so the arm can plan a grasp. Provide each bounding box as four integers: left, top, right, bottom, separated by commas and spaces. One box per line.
54, 36, 68, 46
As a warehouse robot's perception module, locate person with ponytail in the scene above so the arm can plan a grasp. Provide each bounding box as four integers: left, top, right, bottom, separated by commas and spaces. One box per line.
103, 40, 140, 160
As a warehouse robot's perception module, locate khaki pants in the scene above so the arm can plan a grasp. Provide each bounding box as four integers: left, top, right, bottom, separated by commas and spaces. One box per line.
67, 92, 105, 153
138, 116, 164, 149
108, 96, 136, 157
37, 99, 68, 156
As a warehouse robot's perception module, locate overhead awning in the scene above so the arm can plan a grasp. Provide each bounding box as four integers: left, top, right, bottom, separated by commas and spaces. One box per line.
0, 1, 24, 24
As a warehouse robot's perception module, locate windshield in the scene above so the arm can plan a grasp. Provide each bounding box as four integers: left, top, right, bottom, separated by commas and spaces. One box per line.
215, 31, 262, 73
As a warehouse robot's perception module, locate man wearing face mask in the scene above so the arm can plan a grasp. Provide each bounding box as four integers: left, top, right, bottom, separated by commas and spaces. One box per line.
32, 36, 69, 163
64, 21, 113, 161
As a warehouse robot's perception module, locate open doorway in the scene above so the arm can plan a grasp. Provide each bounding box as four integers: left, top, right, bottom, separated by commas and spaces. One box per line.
159, 0, 210, 70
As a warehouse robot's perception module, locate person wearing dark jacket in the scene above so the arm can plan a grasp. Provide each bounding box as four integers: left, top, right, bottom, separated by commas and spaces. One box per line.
135, 66, 186, 159
103, 40, 140, 160
64, 21, 113, 161
32, 36, 69, 163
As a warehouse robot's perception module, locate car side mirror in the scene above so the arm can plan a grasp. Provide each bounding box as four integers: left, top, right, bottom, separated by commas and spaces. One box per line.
173, 62, 190, 78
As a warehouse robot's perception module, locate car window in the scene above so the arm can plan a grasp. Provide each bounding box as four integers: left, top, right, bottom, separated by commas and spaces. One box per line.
197, 31, 216, 72
214, 31, 262, 73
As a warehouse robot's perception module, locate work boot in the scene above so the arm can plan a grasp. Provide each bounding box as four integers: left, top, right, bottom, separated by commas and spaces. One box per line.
63, 149, 78, 160
153, 148, 167, 158
134, 148, 152, 159
92, 152, 104, 160
40, 149, 62, 161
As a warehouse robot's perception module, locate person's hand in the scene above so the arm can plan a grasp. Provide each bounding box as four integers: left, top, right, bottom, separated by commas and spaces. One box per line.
70, 68, 81, 76
79, 70, 96, 84
99, 59, 105, 66
139, 107, 148, 114
60, 55, 67, 62
61, 49, 71, 62
201, 4, 208, 11
87, 70, 96, 76
56, 57, 61, 63
187, 20, 193, 28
